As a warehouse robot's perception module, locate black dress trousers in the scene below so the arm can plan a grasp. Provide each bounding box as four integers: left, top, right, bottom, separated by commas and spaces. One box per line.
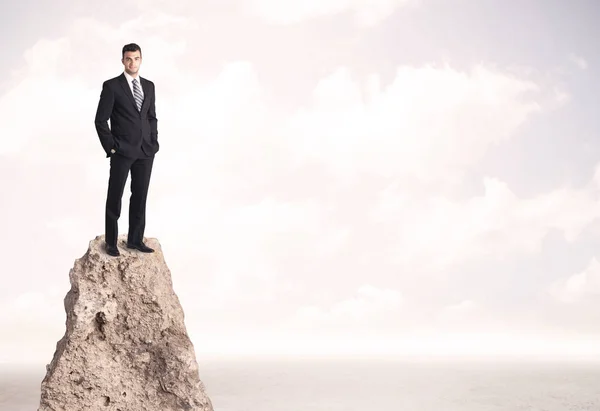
105, 152, 154, 247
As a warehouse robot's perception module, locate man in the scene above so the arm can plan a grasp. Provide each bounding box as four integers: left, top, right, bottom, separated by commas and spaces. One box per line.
94, 43, 159, 257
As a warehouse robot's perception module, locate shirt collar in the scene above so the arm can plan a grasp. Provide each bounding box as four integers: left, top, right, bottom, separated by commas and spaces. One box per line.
123, 71, 141, 83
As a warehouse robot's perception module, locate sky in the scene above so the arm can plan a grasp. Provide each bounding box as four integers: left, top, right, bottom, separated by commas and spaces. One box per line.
2, 0, 600, 363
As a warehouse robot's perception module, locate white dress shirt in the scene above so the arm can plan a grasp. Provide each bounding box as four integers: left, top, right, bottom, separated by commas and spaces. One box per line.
123, 71, 144, 100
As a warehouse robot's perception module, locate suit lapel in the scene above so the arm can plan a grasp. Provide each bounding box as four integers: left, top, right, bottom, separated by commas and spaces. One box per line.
118, 73, 138, 111
140, 77, 150, 113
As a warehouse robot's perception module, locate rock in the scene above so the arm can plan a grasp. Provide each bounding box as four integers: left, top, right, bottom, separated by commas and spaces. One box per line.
38, 235, 214, 411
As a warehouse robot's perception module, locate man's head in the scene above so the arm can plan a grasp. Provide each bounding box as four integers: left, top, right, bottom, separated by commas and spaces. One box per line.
121, 43, 142, 77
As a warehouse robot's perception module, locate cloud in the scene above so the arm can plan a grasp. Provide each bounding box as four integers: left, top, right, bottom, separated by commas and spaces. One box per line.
289, 284, 403, 334
568, 53, 588, 70
167, 198, 328, 305
3, 30, 581, 310
0, 288, 65, 360
438, 299, 477, 320
549, 257, 600, 304
126, 0, 415, 27
4, 7, 599, 359
284, 64, 543, 184
370, 176, 600, 269
244, 0, 416, 26
434, 300, 493, 332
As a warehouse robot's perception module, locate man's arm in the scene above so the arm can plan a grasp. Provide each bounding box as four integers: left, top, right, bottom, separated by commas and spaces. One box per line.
148, 83, 159, 149
94, 81, 116, 158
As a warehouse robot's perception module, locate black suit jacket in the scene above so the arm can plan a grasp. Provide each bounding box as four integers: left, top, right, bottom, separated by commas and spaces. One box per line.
94, 73, 159, 158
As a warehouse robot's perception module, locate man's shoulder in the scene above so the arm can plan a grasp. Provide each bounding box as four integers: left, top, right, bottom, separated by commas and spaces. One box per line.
102, 74, 124, 87
140, 77, 155, 87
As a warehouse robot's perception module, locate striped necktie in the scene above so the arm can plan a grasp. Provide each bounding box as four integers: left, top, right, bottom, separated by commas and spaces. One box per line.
132, 78, 143, 111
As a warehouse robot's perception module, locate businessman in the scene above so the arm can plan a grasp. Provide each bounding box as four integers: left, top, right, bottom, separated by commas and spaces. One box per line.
94, 43, 159, 257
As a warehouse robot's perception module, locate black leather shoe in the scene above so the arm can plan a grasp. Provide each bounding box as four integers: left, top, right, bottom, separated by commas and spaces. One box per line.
126, 242, 154, 253
105, 243, 120, 257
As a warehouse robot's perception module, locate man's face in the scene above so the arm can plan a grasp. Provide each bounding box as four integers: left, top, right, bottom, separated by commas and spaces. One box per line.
122, 51, 142, 76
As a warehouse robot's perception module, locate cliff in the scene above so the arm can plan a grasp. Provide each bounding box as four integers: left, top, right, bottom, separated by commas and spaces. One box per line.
38, 235, 213, 411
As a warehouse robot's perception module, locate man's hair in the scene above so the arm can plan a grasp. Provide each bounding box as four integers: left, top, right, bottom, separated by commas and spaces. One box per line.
122, 43, 142, 59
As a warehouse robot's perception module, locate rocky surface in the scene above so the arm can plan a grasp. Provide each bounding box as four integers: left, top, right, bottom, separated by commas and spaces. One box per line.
38, 235, 213, 411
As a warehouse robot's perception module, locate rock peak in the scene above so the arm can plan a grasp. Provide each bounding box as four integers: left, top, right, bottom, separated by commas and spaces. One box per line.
39, 235, 213, 411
